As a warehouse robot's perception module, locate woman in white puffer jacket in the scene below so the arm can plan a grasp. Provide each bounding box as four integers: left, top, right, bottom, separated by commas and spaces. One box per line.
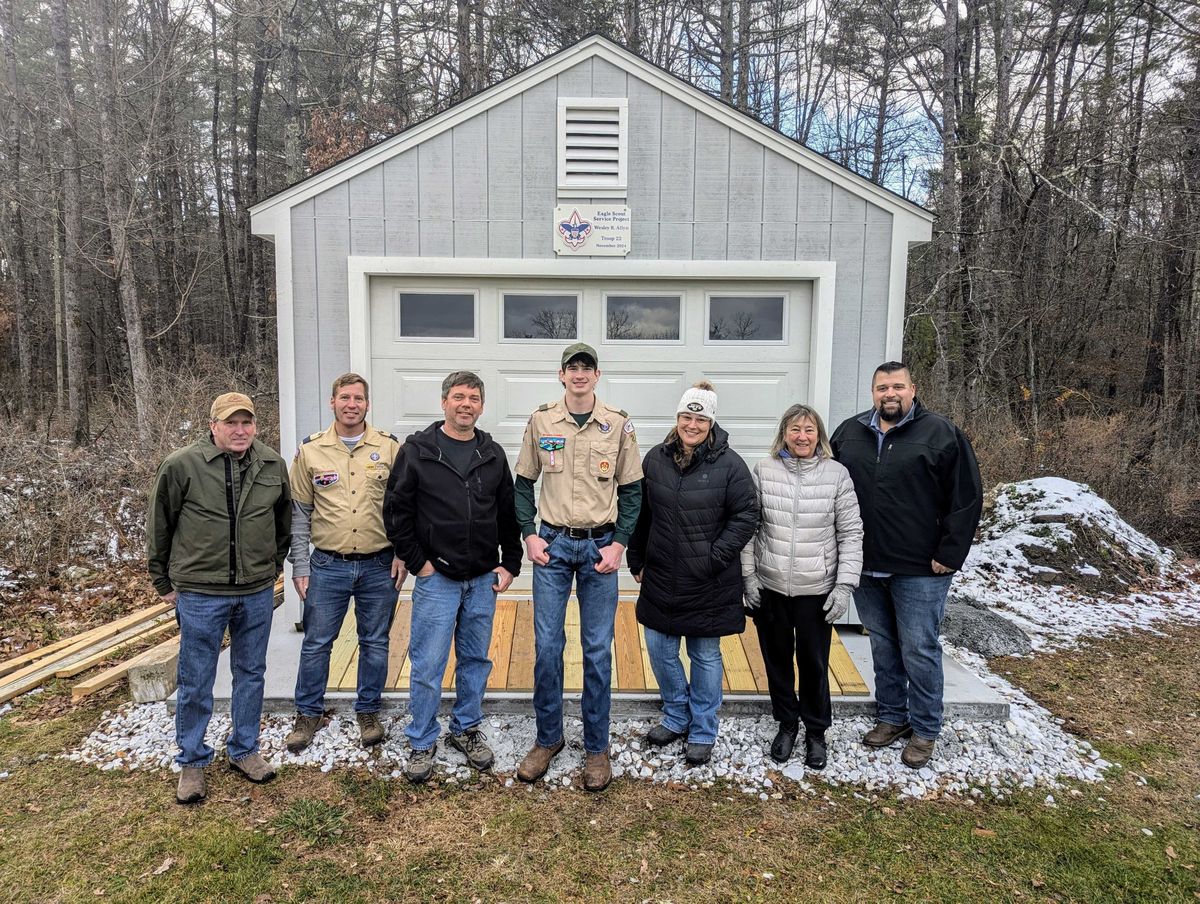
741, 403, 863, 769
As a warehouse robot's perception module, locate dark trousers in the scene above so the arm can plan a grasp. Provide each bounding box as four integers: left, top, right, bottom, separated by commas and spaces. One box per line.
754, 587, 833, 733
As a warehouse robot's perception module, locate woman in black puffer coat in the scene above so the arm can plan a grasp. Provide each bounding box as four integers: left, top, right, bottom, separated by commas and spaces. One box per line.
627, 381, 759, 765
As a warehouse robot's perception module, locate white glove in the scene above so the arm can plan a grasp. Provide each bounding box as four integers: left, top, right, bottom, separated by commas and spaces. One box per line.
743, 582, 761, 611
823, 584, 854, 624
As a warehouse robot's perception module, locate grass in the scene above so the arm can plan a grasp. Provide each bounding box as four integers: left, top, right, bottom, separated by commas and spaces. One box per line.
1, 627, 1199, 902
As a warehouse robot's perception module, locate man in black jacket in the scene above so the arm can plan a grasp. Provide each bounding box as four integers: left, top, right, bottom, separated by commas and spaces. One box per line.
831, 362, 982, 769
384, 371, 522, 783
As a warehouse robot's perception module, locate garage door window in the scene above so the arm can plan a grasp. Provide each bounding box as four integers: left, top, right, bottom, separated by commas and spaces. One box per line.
706, 294, 786, 342
397, 292, 476, 339
604, 294, 682, 342
502, 293, 579, 340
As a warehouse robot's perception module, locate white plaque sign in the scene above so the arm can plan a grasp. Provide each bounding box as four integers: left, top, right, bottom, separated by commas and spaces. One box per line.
553, 205, 631, 256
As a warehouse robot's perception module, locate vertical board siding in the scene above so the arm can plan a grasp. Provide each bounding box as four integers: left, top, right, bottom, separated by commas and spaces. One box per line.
289, 200, 322, 436
829, 222, 867, 423
522, 79, 557, 257
383, 150, 419, 255
627, 76, 661, 255
288, 60, 903, 432
418, 131, 454, 255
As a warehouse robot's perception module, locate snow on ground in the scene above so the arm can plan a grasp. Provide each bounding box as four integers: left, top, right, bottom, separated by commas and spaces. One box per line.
956, 477, 1200, 649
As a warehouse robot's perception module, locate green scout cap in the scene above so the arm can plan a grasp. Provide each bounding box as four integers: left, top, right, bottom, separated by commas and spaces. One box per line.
561, 342, 598, 368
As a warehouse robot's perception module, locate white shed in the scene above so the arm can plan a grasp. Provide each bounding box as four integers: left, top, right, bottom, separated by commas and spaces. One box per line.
251, 35, 933, 594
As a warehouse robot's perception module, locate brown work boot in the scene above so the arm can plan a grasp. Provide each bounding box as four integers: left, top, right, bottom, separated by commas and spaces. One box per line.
862, 720, 913, 748
175, 766, 206, 804
357, 712, 386, 748
285, 713, 323, 753
229, 751, 277, 784
583, 749, 612, 792
901, 735, 936, 769
516, 739, 565, 783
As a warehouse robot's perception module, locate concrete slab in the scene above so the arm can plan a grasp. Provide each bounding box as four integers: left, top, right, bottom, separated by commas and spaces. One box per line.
191, 599, 1008, 720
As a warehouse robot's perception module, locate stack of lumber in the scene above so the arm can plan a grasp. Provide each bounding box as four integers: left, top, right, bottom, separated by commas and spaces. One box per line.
0, 602, 176, 704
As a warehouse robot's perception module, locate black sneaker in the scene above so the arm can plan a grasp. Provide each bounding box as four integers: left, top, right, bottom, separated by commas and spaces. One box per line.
448, 728, 495, 771
645, 724, 685, 747
769, 723, 799, 763
804, 731, 827, 770
405, 745, 435, 784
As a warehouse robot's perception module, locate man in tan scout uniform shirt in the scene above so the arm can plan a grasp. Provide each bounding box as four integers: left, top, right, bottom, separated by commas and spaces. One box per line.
513, 342, 643, 792
285, 373, 406, 752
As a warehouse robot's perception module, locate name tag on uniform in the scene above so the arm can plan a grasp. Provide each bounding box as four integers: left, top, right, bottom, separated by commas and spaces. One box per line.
313, 471, 339, 488
539, 435, 566, 466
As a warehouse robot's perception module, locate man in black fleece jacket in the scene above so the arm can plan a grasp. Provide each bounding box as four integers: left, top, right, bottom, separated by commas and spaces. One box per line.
831, 361, 982, 769
384, 371, 521, 783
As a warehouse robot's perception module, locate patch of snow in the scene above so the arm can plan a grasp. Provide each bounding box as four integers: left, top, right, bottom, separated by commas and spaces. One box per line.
956, 478, 1200, 649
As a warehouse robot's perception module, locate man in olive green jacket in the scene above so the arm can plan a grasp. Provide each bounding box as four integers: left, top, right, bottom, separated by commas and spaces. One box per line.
147, 392, 291, 804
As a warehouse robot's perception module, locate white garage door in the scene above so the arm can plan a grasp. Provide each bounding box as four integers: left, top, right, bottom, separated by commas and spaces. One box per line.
369, 275, 814, 589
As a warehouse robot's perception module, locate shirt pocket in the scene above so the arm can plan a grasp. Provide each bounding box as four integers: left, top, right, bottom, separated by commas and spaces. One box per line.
589, 442, 619, 481
537, 447, 565, 473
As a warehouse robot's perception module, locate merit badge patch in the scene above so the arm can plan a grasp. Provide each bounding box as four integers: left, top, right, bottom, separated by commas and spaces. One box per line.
313, 471, 339, 488
370, 452, 381, 461
539, 435, 566, 466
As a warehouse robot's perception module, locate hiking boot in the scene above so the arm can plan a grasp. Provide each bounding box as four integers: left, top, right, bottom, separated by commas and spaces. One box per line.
685, 742, 713, 766
769, 722, 799, 763
448, 728, 495, 771
583, 749, 612, 792
406, 745, 436, 784
862, 720, 913, 748
645, 724, 685, 747
357, 712, 385, 748
804, 731, 827, 770
901, 735, 936, 769
517, 739, 565, 783
285, 713, 323, 753
175, 766, 206, 804
229, 751, 276, 784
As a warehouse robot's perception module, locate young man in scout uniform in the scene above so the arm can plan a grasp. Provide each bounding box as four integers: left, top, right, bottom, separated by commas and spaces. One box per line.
513, 342, 643, 791
147, 392, 291, 804
285, 373, 406, 752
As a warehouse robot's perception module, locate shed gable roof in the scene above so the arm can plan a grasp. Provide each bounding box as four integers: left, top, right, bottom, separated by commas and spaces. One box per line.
250, 35, 932, 235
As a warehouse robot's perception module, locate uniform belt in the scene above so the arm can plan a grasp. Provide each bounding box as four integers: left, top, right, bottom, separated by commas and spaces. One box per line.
315, 547, 390, 561
542, 523, 615, 540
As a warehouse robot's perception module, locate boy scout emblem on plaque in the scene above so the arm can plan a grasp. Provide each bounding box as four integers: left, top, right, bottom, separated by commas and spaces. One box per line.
599, 460, 611, 475
539, 435, 566, 466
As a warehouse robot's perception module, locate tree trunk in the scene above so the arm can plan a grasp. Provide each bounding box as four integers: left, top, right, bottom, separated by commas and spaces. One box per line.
51, 0, 89, 444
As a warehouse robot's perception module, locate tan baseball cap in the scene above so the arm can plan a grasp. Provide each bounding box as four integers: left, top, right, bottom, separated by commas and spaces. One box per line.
210, 392, 256, 421
561, 342, 598, 368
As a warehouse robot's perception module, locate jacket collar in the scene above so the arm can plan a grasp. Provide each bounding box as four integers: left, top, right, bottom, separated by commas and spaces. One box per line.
406, 420, 496, 463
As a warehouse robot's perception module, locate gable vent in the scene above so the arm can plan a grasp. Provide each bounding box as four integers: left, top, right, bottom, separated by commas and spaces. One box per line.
558, 98, 628, 198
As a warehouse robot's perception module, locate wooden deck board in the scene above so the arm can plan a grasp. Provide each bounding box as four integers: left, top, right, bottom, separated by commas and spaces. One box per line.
613, 602, 645, 691
487, 598, 517, 690
327, 597, 867, 697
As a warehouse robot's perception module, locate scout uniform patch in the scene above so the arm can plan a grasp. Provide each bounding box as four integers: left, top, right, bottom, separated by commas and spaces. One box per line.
313, 471, 339, 488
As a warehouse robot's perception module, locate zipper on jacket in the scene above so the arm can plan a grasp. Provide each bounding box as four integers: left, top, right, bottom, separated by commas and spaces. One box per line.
788, 460, 802, 597
224, 454, 237, 584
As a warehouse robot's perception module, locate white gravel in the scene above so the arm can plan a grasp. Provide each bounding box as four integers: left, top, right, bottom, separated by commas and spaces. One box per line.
61, 647, 1109, 803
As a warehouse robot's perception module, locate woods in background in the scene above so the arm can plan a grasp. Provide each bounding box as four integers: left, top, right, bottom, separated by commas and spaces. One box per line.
0, 0, 1197, 545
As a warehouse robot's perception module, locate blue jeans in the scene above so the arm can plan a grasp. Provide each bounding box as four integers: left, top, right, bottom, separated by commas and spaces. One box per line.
643, 628, 723, 745
854, 573, 954, 739
532, 526, 619, 754
293, 549, 398, 716
175, 586, 275, 767
405, 570, 497, 750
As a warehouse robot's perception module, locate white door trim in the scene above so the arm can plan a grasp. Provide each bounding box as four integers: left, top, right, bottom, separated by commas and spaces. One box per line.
347, 256, 837, 421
